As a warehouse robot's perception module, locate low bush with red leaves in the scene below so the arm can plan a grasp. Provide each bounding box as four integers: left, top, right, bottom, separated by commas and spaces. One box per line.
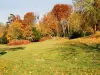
8, 40, 31, 46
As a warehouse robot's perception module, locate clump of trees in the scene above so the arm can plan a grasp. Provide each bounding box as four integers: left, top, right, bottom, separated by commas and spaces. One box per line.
0, 1, 100, 44
40, 4, 72, 37
39, 1, 100, 39
0, 12, 41, 44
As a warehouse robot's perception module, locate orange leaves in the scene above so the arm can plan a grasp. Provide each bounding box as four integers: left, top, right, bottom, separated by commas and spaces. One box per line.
6, 12, 35, 42
21, 12, 35, 40
39, 12, 58, 36
23, 12, 34, 26
52, 4, 72, 21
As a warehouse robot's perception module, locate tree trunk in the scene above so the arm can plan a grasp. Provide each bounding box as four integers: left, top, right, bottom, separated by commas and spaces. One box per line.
94, 24, 96, 33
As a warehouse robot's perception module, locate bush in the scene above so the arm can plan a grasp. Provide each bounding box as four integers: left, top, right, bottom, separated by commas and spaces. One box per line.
69, 27, 94, 39
8, 40, 31, 46
0, 37, 8, 44
32, 27, 42, 42
69, 31, 83, 39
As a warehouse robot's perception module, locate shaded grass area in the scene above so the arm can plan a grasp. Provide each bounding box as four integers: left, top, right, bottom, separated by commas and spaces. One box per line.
0, 39, 100, 75
0, 46, 25, 56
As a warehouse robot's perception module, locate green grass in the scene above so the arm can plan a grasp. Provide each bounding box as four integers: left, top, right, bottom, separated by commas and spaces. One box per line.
0, 38, 100, 75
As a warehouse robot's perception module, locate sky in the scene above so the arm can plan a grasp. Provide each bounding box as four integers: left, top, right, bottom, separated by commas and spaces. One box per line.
0, 0, 72, 23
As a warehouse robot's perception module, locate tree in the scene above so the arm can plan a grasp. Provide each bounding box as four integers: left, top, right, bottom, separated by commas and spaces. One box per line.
7, 21, 23, 41
0, 23, 7, 38
52, 4, 72, 36
22, 12, 35, 41
52, 4, 72, 21
23, 12, 34, 27
68, 12, 82, 34
7, 14, 15, 25
39, 12, 59, 36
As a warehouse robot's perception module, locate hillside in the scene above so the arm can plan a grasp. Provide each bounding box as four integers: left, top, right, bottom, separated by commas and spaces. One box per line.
0, 37, 100, 75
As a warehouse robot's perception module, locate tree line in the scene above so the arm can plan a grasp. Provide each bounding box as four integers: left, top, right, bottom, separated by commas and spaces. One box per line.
0, 0, 100, 44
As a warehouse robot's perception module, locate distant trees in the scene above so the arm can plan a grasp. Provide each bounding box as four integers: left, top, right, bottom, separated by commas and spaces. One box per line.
6, 12, 42, 42
0, 2, 100, 44
0, 23, 8, 44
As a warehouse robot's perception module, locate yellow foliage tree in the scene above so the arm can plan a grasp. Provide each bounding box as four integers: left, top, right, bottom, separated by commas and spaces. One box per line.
7, 21, 23, 41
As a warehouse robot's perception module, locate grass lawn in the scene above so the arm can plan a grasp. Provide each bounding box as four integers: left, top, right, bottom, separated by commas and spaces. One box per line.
0, 38, 100, 75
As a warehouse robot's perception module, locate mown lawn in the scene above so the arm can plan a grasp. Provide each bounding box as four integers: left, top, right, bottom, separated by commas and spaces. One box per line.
0, 38, 100, 75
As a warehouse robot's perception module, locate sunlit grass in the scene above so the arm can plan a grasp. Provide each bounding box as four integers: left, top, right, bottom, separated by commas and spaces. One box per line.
0, 38, 100, 75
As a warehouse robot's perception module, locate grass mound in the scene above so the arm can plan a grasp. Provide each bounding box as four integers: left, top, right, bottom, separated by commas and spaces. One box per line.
88, 31, 100, 38
0, 38, 100, 75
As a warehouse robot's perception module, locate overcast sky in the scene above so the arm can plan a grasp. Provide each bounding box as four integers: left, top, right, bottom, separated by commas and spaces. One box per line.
0, 0, 72, 23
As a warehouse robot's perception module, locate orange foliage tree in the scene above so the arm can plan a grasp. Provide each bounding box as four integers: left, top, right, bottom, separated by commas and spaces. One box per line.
23, 12, 34, 27
52, 4, 72, 21
22, 12, 35, 41
52, 4, 72, 36
39, 12, 59, 36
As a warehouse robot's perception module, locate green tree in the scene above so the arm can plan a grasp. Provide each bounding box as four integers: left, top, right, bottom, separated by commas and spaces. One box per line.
73, 0, 100, 33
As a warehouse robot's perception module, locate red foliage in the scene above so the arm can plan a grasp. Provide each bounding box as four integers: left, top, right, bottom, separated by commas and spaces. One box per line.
52, 4, 72, 21
8, 40, 31, 46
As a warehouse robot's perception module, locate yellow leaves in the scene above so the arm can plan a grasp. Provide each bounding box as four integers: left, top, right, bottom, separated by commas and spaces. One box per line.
7, 21, 23, 41
68, 12, 82, 32
0, 32, 3, 38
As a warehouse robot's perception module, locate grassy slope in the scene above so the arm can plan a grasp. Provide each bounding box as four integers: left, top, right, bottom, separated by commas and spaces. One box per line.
0, 38, 100, 75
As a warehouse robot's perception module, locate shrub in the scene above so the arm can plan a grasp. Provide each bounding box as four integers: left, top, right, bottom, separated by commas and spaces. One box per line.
32, 27, 42, 42
69, 31, 83, 39
8, 40, 31, 46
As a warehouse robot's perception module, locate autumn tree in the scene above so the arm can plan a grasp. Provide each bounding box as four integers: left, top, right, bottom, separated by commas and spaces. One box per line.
23, 12, 34, 27
0, 23, 7, 38
22, 12, 35, 41
7, 21, 23, 41
52, 4, 72, 20
52, 4, 72, 36
68, 12, 82, 34
39, 12, 59, 36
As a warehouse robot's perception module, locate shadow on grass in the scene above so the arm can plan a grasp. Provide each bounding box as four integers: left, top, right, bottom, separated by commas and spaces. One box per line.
50, 42, 100, 61
9, 47, 25, 51
0, 51, 7, 55
69, 43, 100, 52
0, 47, 25, 55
